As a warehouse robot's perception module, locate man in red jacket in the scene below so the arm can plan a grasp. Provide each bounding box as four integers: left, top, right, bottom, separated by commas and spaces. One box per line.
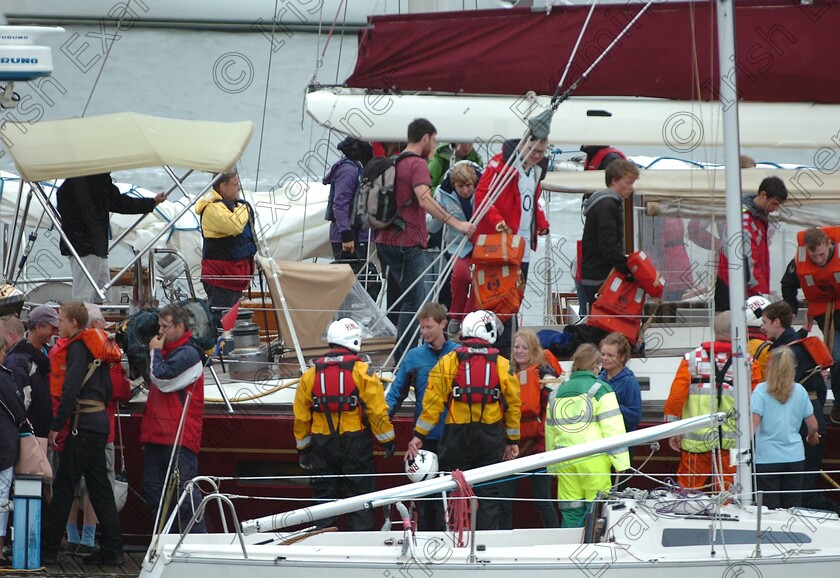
141, 303, 206, 533
473, 137, 550, 354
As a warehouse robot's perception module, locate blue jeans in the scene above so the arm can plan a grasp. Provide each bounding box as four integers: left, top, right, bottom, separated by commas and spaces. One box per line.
377, 243, 429, 359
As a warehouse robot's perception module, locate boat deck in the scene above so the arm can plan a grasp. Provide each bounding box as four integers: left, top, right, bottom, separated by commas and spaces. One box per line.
39, 550, 144, 577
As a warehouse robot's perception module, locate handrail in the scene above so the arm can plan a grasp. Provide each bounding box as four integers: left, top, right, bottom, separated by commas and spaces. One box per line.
170, 492, 248, 561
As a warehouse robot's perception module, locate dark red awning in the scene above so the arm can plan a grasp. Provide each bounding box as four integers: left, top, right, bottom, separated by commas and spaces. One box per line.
345, 1, 839, 104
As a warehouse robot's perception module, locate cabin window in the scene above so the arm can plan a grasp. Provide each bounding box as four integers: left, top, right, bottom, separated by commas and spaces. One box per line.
662, 528, 811, 547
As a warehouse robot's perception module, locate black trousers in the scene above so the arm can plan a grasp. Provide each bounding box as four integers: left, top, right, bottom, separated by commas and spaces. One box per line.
43, 431, 122, 556
755, 461, 804, 509
437, 422, 505, 530
310, 431, 376, 531
144, 443, 206, 534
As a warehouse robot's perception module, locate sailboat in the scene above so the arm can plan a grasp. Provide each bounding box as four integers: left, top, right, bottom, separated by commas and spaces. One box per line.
136, 1, 840, 577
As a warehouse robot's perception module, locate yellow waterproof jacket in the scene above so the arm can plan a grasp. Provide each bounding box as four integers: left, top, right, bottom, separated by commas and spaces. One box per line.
196, 189, 251, 238
415, 347, 521, 443
293, 355, 395, 451
545, 370, 630, 472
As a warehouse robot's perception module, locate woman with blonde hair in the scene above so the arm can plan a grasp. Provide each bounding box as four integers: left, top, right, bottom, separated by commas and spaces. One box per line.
546, 344, 629, 527
497, 329, 563, 529
598, 332, 642, 432
751, 346, 819, 509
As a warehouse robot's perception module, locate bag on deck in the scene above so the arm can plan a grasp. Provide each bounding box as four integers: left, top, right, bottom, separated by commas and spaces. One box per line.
472, 233, 526, 266
354, 152, 419, 230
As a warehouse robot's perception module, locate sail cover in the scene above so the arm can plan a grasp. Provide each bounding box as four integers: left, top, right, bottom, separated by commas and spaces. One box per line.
345, 1, 837, 104
1, 112, 254, 182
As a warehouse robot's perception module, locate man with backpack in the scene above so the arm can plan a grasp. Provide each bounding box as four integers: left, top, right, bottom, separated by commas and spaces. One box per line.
42, 302, 123, 566
141, 303, 207, 533
372, 118, 475, 359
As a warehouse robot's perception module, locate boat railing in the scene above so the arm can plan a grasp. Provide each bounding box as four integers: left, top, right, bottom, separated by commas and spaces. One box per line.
148, 475, 248, 564
149, 247, 198, 302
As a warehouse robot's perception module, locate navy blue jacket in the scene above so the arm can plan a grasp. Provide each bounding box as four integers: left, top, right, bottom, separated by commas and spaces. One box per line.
598, 366, 642, 432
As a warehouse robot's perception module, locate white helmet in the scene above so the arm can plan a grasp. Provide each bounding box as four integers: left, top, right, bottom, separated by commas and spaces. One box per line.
326, 317, 362, 353
745, 295, 772, 327
461, 310, 498, 344
405, 450, 439, 483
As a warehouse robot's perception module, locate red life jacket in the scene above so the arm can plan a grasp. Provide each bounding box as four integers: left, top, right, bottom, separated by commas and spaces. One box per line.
627, 250, 665, 298
451, 342, 501, 407
312, 353, 362, 414
795, 226, 840, 317
585, 147, 626, 171
587, 269, 646, 345
49, 328, 123, 398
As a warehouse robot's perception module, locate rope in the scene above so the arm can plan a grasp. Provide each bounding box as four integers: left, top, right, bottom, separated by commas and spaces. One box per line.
447, 469, 475, 547
204, 378, 300, 404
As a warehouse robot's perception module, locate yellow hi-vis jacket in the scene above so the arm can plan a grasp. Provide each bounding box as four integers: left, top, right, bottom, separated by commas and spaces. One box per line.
414, 346, 521, 443
545, 370, 630, 472
663, 342, 760, 453
293, 353, 395, 451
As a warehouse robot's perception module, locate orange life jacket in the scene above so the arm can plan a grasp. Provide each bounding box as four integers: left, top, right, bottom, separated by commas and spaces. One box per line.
472, 233, 526, 266
587, 269, 646, 344
791, 336, 834, 369
627, 250, 666, 298
517, 365, 544, 440
49, 329, 123, 398
471, 262, 525, 322
795, 226, 840, 317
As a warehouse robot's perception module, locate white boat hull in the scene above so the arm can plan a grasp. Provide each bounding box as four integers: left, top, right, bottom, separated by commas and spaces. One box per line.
305, 89, 840, 149
140, 502, 840, 578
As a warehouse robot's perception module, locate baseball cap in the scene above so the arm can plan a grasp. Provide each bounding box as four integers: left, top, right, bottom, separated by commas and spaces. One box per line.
30, 305, 59, 328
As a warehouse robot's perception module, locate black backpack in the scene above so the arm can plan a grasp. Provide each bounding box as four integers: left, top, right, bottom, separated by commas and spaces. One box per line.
354, 152, 419, 230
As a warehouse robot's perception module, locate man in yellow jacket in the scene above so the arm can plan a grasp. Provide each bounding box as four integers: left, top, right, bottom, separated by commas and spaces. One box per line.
546, 343, 629, 528
406, 310, 521, 530
195, 170, 256, 310
294, 318, 395, 530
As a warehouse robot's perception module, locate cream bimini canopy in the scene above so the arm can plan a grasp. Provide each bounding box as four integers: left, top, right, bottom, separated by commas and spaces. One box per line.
0, 112, 254, 182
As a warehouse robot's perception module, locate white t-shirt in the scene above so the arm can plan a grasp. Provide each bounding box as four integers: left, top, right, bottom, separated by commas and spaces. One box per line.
517, 165, 538, 263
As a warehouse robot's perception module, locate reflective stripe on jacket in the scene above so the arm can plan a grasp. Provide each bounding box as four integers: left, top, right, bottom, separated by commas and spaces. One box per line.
415, 344, 521, 443
545, 370, 630, 472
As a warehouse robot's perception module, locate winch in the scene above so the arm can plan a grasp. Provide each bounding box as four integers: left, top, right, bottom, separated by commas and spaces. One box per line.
227, 308, 270, 381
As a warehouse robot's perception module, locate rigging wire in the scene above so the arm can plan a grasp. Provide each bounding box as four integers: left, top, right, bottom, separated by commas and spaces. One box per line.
81, 0, 133, 117
253, 0, 281, 195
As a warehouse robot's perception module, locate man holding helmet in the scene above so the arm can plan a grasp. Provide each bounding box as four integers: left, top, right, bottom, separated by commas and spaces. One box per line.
406, 310, 521, 530
293, 318, 395, 531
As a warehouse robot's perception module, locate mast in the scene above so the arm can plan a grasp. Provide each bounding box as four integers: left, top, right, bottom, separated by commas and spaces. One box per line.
716, 0, 753, 501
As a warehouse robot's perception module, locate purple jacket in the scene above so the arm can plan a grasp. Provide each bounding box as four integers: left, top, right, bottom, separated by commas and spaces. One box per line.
323, 158, 368, 245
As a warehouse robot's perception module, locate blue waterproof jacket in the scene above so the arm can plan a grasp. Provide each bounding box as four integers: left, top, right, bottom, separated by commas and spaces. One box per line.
386, 340, 459, 440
